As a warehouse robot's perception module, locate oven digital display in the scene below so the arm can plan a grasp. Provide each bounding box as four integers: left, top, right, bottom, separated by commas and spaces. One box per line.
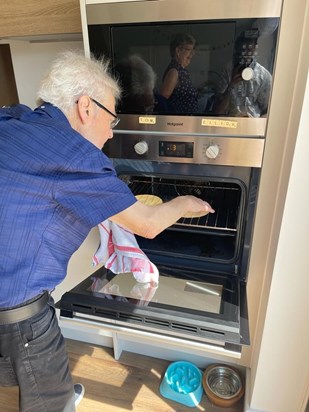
159, 141, 193, 158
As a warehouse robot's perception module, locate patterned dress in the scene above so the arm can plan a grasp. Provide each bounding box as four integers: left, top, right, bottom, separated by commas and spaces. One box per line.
162, 59, 198, 113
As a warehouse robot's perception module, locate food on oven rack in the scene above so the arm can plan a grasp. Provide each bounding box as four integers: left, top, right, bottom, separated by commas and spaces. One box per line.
183, 210, 211, 218
136, 193, 211, 218
135, 194, 163, 206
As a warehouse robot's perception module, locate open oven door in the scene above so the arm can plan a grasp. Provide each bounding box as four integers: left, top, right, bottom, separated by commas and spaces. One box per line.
58, 263, 249, 354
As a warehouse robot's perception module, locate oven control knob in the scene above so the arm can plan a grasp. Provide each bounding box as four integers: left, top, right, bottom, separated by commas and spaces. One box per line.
134, 141, 149, 155
205, 144, 220, 159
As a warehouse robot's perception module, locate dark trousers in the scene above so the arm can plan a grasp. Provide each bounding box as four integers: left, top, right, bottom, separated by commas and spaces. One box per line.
0, 297, 75, 412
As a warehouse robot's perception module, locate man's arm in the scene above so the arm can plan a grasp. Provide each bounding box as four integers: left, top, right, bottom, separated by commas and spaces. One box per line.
109, 195, 214, 239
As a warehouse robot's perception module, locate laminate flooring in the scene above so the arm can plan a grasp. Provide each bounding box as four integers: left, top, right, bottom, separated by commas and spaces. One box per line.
0, 338, 244, 412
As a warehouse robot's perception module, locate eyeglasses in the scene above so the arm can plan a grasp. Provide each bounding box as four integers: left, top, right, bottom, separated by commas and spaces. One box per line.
180, 47, 195, 54
90, 97, 120, 129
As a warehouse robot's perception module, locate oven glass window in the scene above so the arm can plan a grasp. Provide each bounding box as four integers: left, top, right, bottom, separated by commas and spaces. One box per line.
88, 17, 279, 118
88, 272, 223, 314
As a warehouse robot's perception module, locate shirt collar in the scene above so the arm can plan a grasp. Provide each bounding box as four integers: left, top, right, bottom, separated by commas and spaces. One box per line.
33, 102, 71, 127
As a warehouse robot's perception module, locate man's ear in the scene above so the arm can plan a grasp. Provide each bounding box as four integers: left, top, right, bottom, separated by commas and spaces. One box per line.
76, 95, 92, 124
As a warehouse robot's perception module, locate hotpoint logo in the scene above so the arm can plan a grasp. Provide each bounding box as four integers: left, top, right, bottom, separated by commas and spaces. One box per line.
167, 122, 184, 127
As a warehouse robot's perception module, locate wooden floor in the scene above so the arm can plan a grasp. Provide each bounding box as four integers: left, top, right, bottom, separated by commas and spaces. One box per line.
0, 338, 244, 412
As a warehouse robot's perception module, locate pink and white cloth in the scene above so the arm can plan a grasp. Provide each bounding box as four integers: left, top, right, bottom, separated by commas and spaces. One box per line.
92, 220, 159, 285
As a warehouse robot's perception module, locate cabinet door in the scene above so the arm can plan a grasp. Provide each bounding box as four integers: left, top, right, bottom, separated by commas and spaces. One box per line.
0, 45, 19, 106
0, 0, 82, 38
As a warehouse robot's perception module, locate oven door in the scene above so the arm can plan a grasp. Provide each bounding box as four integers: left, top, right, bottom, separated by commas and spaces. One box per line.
59, 265, 249, 352
59, 169, 253, 352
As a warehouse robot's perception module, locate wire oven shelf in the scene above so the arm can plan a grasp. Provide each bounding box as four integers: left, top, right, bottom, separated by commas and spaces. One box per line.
124, 175, 243, 234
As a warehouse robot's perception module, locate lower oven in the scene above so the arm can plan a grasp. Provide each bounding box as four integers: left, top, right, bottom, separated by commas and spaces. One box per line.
59, 133, 263, 354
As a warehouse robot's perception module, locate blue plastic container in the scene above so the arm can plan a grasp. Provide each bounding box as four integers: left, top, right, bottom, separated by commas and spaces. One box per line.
159, 361, 203, 407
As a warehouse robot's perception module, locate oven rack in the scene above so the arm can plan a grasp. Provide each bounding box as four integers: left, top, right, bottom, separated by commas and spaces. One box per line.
124, 176, 243, 233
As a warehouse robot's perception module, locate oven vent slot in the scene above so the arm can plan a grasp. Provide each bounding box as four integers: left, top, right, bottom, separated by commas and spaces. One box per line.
144, 319, 227, 339
72, 304, 93, 312
170, 323, 197, 333
171, 324, 226, 340
94, 308, 118, 319
200, 328, 225, 337
144, 318, 170, 327
119, 313, 143, 323
142, 318, 202, 334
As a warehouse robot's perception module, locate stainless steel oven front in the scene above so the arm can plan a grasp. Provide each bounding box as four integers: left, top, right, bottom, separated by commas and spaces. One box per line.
59, 0, 283, 355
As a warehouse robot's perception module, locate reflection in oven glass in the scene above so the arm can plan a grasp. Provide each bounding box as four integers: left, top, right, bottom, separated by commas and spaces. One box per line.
88, 272, 222, 314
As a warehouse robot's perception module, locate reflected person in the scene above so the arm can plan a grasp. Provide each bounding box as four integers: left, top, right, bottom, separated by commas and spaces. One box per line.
114, 54, 156, 114
213, 30, 272, 117
160, 33, 198, 113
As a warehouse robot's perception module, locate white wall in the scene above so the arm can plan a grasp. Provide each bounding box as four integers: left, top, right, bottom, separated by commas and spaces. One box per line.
249, 70, 309, 412
8, 39, 83, 108
245, 0, 309, 408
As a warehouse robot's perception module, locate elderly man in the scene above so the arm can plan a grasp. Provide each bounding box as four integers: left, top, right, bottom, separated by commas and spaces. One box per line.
0, 50, 214, 411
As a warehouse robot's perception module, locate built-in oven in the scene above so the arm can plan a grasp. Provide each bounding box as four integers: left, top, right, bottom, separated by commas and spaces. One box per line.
59, 0, 282, 355
60, 137, 262, 353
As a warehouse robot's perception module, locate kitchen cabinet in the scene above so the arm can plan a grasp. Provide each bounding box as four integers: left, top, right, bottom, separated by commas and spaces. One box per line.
0, 45, 19, 106
0, 0, 82, 38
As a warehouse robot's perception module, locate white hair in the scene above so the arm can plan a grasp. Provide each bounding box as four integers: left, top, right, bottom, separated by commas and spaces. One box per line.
36, 50, 121, 116
127, 54, 156, 95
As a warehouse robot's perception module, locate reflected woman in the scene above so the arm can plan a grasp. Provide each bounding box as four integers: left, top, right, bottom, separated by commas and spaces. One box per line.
160, 33, 198, 113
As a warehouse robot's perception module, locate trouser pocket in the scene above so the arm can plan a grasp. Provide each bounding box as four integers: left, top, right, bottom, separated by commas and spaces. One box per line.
0, 356, 18, 386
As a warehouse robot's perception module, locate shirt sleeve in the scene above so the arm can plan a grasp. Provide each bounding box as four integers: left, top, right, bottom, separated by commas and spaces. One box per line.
54, 149, 137, 228
257, 67, 272, 114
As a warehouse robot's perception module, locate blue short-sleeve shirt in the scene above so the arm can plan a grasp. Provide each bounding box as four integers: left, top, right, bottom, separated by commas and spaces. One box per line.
0, 103, 136, 307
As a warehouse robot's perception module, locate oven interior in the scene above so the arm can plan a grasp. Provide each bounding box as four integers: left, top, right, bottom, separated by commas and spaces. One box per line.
121, 173, 246, 275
